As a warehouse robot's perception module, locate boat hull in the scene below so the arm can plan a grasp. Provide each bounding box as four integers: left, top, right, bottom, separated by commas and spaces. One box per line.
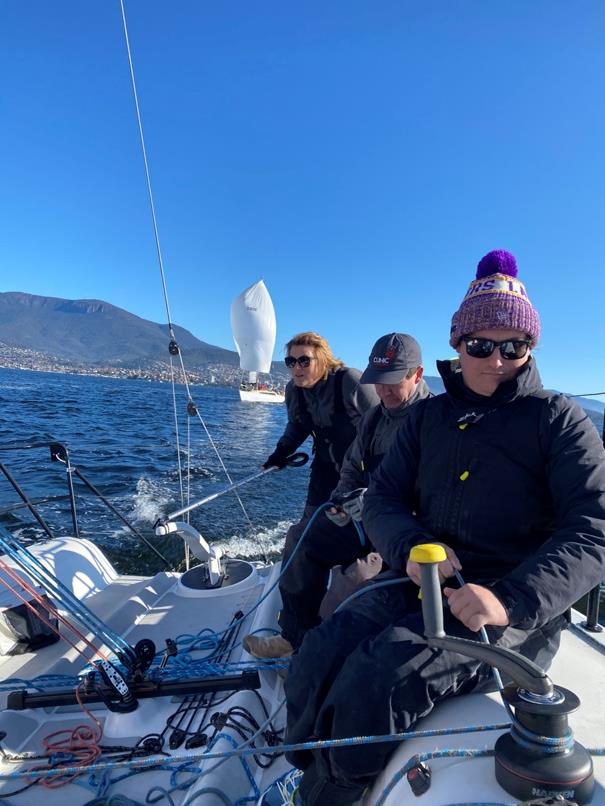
238, 388, 285, 404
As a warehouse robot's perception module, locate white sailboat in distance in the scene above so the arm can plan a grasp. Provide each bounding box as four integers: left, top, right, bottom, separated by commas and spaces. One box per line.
230, 280, 285, 403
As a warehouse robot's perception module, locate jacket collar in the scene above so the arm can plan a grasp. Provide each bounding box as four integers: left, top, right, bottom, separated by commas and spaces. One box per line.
381, 378, 432, 418
437, 356, 543, 410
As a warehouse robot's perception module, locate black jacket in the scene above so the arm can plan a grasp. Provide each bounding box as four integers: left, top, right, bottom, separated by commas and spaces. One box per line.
273, 368, 377, 465
272, 367, 378, 506
332, 379, 432, 498
363, 358, 605, 631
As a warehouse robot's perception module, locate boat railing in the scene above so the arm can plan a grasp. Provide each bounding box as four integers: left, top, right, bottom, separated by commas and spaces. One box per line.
583, 584, 604, 633
0, 441, 171, 567
568, 391, 605, 633
0, 441, 79, 539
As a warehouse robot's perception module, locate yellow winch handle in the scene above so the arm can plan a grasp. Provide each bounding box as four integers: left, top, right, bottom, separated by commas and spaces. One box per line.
409, 543, 446, 638
409, 543, 447, 564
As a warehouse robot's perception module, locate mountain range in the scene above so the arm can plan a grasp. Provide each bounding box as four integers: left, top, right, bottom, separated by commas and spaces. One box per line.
0, 291, 239, 368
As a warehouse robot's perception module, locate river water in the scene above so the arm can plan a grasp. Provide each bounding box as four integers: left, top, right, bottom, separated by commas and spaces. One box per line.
0, 367, 603, 583
0, 367, 308, 574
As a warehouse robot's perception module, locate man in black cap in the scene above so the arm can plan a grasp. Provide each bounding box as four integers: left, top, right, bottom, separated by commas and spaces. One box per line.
243, 333, 431, 659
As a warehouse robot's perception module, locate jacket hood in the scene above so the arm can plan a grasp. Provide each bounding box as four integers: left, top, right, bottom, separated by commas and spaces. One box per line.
436, 356, 544, 409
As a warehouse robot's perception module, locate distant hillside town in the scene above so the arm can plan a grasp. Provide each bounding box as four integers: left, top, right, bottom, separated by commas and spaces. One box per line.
0, 342, 264, 386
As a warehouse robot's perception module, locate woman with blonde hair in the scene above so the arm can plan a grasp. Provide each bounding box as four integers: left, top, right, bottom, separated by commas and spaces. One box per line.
264, 331, 377, 505
259, 332, 377, 654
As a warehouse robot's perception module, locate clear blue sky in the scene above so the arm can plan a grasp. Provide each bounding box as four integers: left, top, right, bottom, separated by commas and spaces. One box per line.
1, 1, 604, 400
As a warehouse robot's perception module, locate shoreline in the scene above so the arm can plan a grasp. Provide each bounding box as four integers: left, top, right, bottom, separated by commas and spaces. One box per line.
0, 360, 236, 387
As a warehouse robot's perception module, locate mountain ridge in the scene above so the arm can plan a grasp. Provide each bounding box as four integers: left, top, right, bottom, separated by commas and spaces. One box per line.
0, 291, 239, 366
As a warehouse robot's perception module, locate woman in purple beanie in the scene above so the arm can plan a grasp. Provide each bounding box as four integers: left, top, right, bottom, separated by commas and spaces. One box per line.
282, 250, 605, 806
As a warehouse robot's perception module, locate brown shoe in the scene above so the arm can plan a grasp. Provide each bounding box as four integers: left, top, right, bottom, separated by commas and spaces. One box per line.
242, 634, 294, 659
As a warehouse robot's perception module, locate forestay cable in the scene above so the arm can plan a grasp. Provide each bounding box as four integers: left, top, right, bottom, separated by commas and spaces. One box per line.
118, 0, 252, 528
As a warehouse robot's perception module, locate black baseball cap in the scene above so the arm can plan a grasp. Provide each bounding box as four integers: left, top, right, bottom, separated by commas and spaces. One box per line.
360, 333, 422, 384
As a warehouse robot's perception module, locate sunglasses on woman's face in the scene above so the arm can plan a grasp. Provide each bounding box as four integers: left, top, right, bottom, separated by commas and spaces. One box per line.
462, 336, 531, 360
285, 355, 316, 368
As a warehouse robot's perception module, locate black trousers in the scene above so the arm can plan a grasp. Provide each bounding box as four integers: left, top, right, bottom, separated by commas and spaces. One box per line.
284, 582, 565, 806
278, 504, 369, 649
305, 458, 340, 509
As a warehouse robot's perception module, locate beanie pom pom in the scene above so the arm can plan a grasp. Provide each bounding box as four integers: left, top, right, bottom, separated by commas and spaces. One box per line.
476, 249, 517, 279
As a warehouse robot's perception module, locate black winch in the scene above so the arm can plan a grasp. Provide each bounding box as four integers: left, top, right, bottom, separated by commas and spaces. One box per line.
495, 684, 592, 802
410, 543, 594, 804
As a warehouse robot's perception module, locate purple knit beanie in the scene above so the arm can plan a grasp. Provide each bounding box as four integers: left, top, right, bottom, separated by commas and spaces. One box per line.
449, 250, 541, 348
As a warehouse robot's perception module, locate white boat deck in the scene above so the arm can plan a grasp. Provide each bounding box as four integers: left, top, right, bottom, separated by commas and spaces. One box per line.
0, 538, 603, 804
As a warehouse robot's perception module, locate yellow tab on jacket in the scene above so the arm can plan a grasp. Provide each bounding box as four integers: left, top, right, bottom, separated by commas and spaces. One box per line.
459, 470, 470, 481
458, 423, 468, 430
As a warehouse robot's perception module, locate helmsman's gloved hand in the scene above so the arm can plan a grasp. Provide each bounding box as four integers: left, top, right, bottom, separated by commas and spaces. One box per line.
325, 507, 351, 527
262, 448, 290, 470
341, 488, 366, 522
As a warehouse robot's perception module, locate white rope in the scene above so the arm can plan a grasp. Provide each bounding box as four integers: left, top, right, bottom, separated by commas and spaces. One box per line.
118, 0, 253, 529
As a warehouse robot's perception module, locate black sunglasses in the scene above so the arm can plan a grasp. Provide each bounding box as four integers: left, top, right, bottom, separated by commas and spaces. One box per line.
285, 355, 316, 368
462, 336, 531, 360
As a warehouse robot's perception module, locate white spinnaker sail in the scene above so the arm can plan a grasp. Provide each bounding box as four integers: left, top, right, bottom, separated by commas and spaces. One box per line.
230, 280, 277, 374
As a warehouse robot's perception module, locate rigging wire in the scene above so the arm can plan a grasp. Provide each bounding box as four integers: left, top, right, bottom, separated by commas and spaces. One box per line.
118, 0, 172, 330
169, 353, 190, 569
118, 0, 253, 530
169, 354, 186, 510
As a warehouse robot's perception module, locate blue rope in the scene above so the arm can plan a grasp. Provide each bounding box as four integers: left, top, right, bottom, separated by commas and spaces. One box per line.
352, 518, 366, 546
511, 720, 574, 753
210, 733, 259, 802
184, 789, 234, 805
0, 674, 84, 692
82, 797, 149, 805
0, 722, 514, 783
0, 656, 289, 693
334, 575, 410, 613
3, 513, 600, 804
1, 722, 603, 800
